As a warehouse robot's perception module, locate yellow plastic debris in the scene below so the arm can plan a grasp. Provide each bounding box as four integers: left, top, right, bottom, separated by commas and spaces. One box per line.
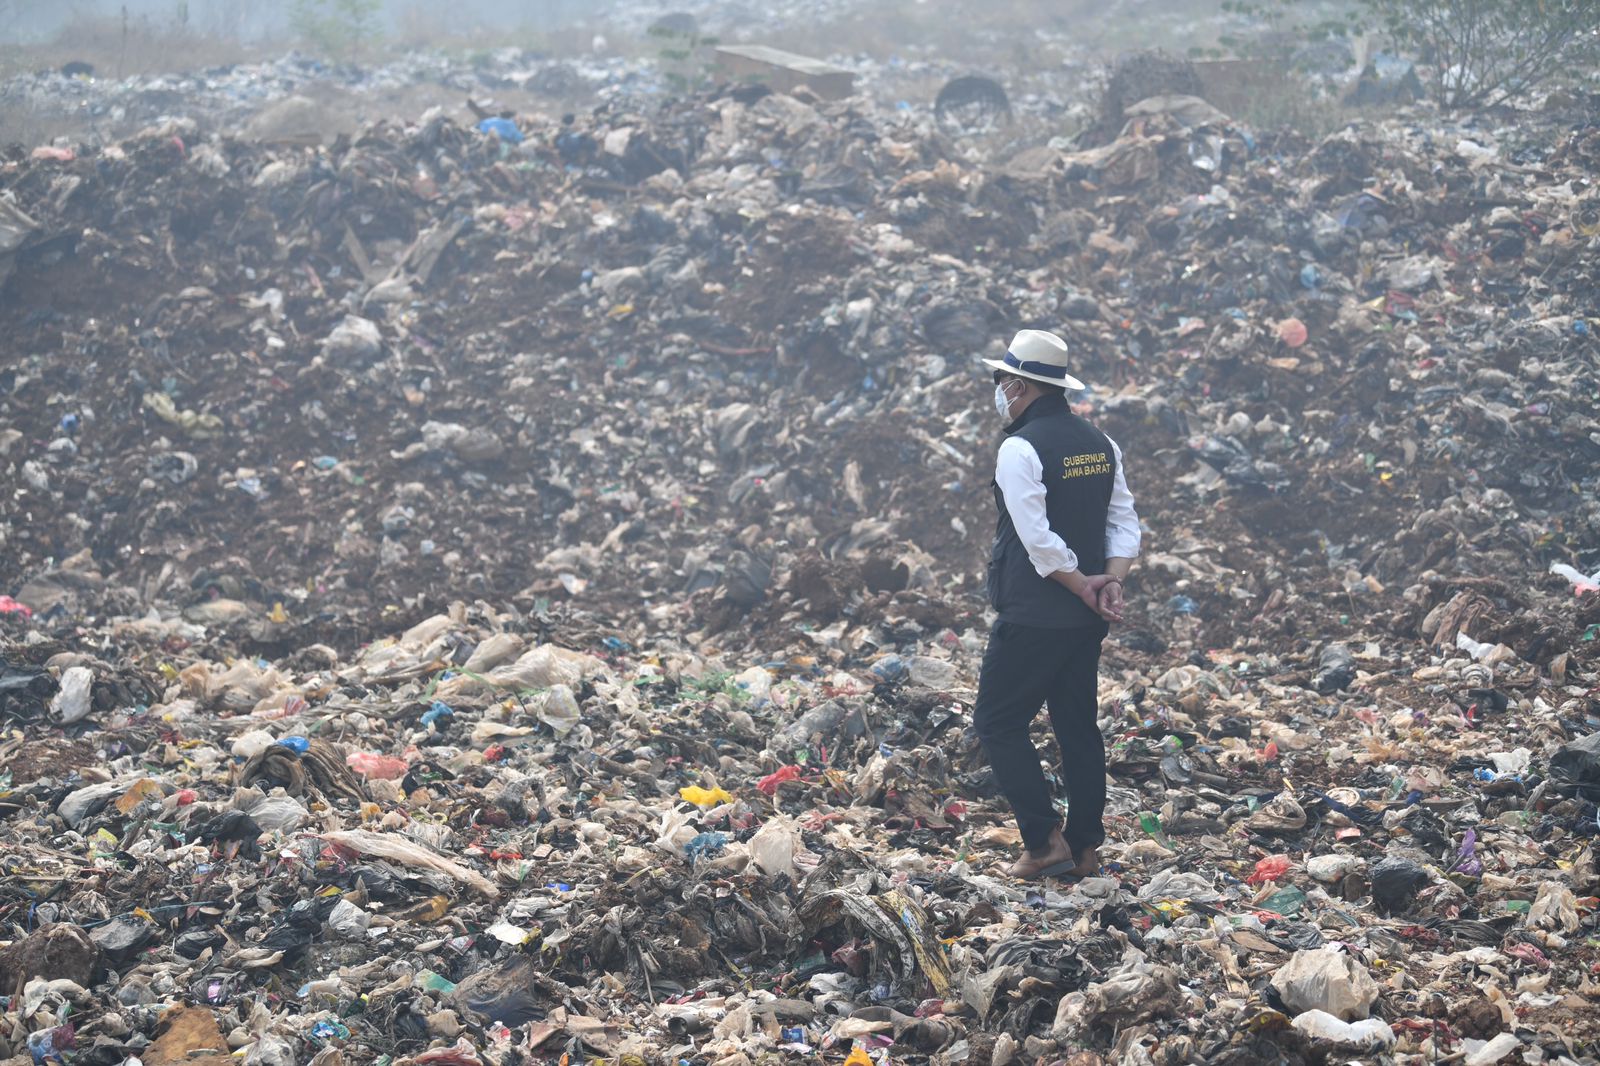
678, 785, 733, 807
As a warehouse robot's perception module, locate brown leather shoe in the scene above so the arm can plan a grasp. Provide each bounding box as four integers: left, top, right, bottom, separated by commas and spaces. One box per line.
1063, 846, 1100, 879
1006, 828, 1077, 880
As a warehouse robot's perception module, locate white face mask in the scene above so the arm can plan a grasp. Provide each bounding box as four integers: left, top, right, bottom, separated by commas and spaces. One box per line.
994, 381, 1016, 421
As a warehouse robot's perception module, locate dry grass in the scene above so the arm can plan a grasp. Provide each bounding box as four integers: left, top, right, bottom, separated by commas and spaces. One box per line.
388, 2, 648, 63
0, 11, 265, 147
1195, 58, 1354, 140
755, 0, 1238, 63
10, 12, 260, 80
1235, 79, 1352, 140
762, 0, 1093, 59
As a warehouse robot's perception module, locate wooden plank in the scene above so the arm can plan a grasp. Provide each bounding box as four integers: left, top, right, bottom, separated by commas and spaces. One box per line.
714, 44, 855, 100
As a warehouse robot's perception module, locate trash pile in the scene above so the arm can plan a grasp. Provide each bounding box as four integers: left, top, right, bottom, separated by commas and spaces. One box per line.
0, 14, 1088, 150
2, 37, 1599, 1066
0, 48, 660, 148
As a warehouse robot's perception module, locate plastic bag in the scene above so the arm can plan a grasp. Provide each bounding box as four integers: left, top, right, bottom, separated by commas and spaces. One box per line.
1369, 857, 1429, 914
346, 752, 410, 780
320, 829, 497, 898
326, 898, 370, 938
680, 785, 734, 808
1550, 732, 1600, 799
1311, 644, 1355, 694
1246, 855, 1293, 884
232, 729, 278, 760
758, 765, 804, 794
461, 632, 524, 672
1271, 949, 1379, 1021
750, 815, 801, 879
535, 684, 581, 736
1292, 1010, 1395, 1049
1528, 881, 1580, 933
1307, 854, 1360, 883
684, 832, 728, 863
1257, 887, 1307, 917
49, 666, 93, 724
731, 665, 773, 705
243, 796, 310, 833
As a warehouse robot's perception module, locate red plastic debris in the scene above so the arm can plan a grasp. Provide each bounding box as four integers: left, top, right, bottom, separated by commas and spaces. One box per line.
1246, 855, 1292, 884
346, 752, 410, 779
758, 765, 804, 795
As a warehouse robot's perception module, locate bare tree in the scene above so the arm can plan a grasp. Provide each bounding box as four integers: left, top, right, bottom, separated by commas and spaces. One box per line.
1223, 0, 1600, 108
1371, 0, 1600, 107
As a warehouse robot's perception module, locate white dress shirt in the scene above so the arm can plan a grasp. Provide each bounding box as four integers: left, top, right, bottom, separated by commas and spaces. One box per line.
995, 434, 1141, 577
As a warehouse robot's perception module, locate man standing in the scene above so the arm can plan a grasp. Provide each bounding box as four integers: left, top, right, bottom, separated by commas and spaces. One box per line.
976, 329, 1141, 880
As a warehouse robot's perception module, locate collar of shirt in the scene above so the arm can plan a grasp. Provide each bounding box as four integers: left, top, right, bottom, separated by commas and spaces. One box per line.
1004, 390, 1070, 434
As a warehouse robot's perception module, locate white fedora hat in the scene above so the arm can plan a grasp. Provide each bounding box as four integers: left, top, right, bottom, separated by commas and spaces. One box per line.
981, 329, 1086, 391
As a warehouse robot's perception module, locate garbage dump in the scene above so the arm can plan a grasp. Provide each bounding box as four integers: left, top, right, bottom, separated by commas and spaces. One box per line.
2, 2, 1600, 1064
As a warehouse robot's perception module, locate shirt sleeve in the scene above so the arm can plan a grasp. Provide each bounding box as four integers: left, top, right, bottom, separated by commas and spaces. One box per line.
1104, 435, 1142, 559
995, 436, 1078, 578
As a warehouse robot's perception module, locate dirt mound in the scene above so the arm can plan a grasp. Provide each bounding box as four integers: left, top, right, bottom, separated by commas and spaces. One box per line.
1083, 49, 1207, 146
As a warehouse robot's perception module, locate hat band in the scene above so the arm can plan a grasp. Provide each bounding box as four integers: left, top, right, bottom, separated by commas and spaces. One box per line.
1003, 350, 1067, 380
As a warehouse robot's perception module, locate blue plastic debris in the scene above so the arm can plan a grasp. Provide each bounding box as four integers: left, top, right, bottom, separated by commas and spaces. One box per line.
684, 831, 729, 864
27, 1024, 74, 1064
310, 1019, 350, 1044
477, 117, 524, 144
869, 655, 907, 682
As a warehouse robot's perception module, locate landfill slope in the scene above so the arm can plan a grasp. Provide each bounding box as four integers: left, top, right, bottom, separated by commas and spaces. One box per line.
2, 57, 1600, 1066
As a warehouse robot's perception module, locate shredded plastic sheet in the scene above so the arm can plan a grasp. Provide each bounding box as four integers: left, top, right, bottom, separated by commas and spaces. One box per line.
319, 829, 499, 898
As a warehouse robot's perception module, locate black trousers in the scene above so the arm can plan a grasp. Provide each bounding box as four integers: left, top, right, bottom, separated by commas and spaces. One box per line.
973, 619, 1108, 854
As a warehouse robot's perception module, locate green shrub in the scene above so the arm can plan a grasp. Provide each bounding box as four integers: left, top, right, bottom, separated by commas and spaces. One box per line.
290, 0, 382, 62
649, 24, 720, 94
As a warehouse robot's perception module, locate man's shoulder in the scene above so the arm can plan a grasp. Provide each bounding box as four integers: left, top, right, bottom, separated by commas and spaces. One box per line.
1018, 408, 1106, 441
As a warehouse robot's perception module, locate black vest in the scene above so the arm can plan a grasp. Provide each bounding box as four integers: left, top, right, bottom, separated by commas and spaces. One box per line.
987, 393, 1115, 628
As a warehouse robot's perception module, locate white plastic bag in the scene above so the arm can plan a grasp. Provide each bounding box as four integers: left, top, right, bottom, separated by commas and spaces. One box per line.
49, 666, 94, 724
749, 815, 802, 879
